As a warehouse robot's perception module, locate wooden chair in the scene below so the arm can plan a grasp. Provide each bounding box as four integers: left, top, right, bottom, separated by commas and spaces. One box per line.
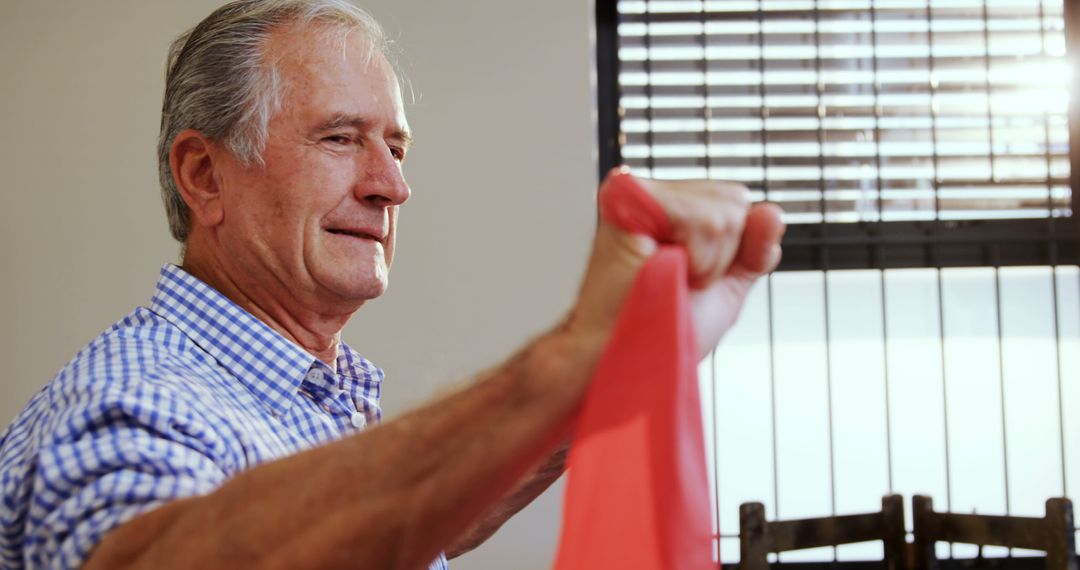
739, 494, 907, 570
912, 495, 1076, 570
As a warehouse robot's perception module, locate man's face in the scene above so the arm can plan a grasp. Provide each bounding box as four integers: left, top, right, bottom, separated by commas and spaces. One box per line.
213, 25, 411, 312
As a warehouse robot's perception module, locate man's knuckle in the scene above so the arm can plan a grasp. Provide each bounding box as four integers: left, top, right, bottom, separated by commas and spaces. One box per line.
693, 210, 726, 243
712, 207, 744, 239
698, 180, 750, 208
729, 184, 751, 207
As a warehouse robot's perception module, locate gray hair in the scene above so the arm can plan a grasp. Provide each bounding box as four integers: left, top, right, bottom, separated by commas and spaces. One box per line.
158, 0, 394, 243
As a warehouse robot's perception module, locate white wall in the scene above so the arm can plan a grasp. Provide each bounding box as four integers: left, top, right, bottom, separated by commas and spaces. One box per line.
0, 1, 597, 568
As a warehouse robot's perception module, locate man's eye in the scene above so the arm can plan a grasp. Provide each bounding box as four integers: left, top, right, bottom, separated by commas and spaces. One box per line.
323, 135, 352, 145
390, 146, 406, 161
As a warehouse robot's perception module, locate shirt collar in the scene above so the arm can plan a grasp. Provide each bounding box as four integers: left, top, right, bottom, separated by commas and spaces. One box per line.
299, 345, 383, 393
147, 264, 320, 418
336, 341, 384, 387
337, 341, 385, 423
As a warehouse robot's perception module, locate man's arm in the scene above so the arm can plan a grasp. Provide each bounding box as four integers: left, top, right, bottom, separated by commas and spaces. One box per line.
86, 329, 593, 570
444, 443, 568, 559
84, 176, 784, 570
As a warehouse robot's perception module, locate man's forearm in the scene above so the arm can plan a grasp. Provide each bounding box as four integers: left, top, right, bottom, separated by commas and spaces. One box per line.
85, 329, 600, 570
445, 443, 568, 558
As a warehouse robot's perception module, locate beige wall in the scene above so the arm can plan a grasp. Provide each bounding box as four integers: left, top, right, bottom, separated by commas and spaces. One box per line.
0, 1, 597, 568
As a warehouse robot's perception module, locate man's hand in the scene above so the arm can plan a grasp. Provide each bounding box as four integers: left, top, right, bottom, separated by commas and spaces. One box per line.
442, 176, 781, 557
567, 170, 785, 359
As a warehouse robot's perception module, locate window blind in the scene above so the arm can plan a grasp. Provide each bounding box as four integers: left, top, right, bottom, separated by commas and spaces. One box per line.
598, 0, 1079, 270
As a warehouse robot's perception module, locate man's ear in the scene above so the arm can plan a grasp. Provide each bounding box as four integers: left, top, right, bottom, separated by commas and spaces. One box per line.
170, 129, 225, 229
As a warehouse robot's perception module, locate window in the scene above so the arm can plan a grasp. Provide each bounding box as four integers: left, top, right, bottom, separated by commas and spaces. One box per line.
595, 0, 1080, 564
597, 0, 1078, 270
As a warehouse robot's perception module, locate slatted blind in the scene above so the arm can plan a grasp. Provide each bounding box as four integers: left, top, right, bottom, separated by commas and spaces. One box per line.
600, 0, 1079, 270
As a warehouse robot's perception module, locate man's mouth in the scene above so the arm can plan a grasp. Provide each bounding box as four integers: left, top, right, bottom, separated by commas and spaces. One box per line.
326, 228, 383, 242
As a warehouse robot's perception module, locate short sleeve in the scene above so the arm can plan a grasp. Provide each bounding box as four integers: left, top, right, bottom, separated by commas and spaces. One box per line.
21, 385, 232, 569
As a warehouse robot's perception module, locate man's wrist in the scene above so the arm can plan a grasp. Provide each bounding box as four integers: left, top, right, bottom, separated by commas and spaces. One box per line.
517, 325, 606, 412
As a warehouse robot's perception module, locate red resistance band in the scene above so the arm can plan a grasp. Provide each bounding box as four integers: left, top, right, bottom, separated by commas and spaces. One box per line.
553, 172, 714, 569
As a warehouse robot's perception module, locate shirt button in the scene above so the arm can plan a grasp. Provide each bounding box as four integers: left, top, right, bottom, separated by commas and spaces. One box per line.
350, 412, 367, 429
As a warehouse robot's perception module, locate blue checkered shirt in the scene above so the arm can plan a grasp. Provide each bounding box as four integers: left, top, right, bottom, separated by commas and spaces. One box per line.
0, 264, 449, 569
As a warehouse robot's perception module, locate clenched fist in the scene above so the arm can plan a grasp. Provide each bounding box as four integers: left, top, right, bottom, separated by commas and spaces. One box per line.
567, 168, 785, 361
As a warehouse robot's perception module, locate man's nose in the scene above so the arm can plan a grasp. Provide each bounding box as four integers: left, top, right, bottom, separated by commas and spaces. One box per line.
355, 146, 411, 206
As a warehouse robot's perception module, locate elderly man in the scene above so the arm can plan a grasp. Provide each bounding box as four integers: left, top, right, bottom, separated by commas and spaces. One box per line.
0, 0, 784, 568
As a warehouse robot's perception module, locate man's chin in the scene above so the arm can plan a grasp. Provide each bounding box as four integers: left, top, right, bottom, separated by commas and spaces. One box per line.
308, 262, 384, 300
319, 275, 388, 306
309, 258, 389, 304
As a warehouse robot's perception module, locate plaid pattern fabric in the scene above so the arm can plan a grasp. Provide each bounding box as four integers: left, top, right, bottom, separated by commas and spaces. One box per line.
0, 264, 448, 569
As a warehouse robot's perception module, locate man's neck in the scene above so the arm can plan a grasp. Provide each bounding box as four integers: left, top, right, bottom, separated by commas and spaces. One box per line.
180, 247, 349, 371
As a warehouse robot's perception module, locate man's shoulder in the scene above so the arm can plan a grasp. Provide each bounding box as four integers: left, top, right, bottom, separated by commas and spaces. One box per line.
6, 306, 231, 446
0, 308, 248, 570
50, 306, 218, 400
0, 304, 251, 486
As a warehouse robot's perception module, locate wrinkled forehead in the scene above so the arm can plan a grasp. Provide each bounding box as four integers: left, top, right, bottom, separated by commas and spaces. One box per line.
264, 21, 405, 108
268, 21, 395, 74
